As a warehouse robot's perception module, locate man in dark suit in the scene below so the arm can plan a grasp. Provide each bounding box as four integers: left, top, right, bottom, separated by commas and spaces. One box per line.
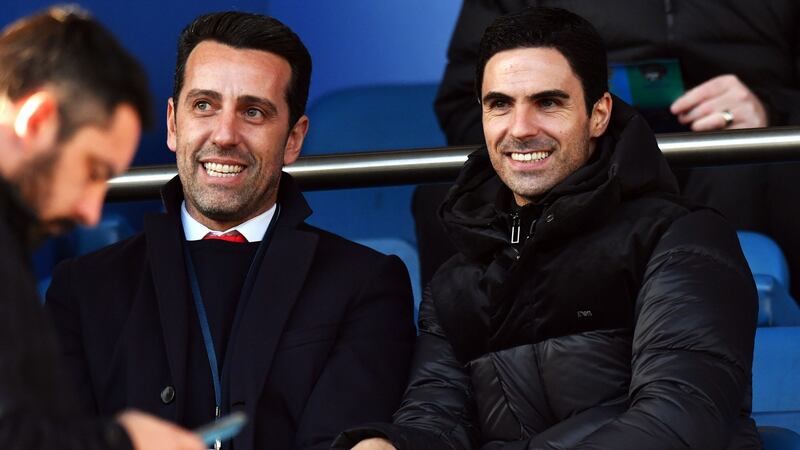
45, 11, 416, 450
0, 7, 204, 450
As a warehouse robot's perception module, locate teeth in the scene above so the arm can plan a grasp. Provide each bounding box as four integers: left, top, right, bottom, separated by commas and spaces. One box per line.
511, 151, 549, 162
203, 162, 244, 177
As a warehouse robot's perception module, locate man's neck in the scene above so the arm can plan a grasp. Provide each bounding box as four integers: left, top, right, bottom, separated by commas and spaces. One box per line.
184, 202, 272, 232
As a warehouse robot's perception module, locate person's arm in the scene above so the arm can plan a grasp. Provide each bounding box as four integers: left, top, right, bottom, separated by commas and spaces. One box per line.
291, 255, 416, 449
752, 27, 800, 126
566, 211, 756, 449
670, 28, 800, 130
332, 286, 479, 450
475, 210, 757, 450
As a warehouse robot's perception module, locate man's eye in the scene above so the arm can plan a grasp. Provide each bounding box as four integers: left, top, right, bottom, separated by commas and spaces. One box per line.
89, 165, 109, 182
244, 108, 264, 119
194, 101, 211, 112
488, 100, 510, 110
539, 98, 558, 108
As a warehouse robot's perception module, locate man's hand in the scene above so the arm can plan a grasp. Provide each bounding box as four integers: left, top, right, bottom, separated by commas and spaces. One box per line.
352, 437, 397, 450
117, 410, 205, 450
670, 74, 767, 131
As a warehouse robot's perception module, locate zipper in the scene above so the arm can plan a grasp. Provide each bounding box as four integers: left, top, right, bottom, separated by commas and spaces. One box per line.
510, 213, 521, 244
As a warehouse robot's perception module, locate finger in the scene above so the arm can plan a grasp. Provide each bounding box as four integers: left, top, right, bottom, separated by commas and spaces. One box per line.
676, 95, 729, 125
670, 75, 730, 115
689, 111, 730, 132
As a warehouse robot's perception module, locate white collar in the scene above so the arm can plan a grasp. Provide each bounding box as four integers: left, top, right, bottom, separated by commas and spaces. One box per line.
180, 201, 276, 242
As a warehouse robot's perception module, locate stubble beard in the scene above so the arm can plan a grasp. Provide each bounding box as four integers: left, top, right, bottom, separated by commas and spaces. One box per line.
11, 146, 77, 243
493, 128, 592, 203
180, 145, 278, 224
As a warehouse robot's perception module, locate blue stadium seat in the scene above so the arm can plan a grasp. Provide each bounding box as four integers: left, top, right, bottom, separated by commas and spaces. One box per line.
759, 427, 800, 450
300, 83, 447, 298
738, 231, 791, 289
302, 83, 446, 155
737, 231, 800, 326
356, 238, 421, 326
752, 327, 800, 433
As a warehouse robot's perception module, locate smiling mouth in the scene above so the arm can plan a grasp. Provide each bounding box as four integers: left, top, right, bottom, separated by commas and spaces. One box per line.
510, 151, 551, 162
203, 162, 245, 178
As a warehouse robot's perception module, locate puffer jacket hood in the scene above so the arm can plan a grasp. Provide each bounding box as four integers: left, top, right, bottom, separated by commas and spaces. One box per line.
440, 98, 680, 261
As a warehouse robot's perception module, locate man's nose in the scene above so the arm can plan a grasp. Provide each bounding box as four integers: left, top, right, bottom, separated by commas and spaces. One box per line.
74, 186, 106, 227
508, 104, 540, 139
210, 109, 242, 148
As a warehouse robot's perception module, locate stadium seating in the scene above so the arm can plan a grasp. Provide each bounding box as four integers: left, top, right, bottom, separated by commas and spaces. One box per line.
736, 231, 800, 432
737, 231, 800, 326
301, 83, 447, 302
759, 426, 800, 450
753, 327, 800, 433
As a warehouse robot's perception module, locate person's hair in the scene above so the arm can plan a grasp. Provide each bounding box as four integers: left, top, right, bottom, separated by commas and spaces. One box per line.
475, 6, 608, 115
173, 11, 312, 127
0, 5, 153, 141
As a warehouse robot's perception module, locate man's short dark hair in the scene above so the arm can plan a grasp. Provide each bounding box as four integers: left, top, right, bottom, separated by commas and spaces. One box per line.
0, 6, 153, 141
173, 12, 312, 127
475, 6, 608, 115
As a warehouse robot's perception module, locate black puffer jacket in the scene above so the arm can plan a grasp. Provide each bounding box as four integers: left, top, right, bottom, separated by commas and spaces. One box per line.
336, 101, 761, 449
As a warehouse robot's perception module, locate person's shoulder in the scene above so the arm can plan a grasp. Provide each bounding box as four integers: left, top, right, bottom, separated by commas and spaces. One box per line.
651, 207, 748, 273
299, 223, 394, 262
56, 231, 147, 274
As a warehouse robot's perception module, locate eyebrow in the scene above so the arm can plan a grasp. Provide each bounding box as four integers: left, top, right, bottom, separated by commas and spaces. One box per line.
239, 95, 279, 118
482, 91, 512, 105
184, 89, 221, 103
482, 89, 571, 105
529, 89, 570, 101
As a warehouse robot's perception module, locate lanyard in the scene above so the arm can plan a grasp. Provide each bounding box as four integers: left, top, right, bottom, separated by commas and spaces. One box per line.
182, 204, 281, 449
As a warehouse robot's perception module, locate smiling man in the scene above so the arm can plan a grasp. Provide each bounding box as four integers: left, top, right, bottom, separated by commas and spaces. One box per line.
336, 7, 761, 450
45, 11, 415, 450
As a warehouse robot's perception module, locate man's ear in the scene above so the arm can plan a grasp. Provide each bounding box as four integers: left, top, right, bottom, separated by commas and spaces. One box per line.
166, 97, 177, 153
14, 91, 60, 154
283, 115, 309, 166
589, 92, 613, 138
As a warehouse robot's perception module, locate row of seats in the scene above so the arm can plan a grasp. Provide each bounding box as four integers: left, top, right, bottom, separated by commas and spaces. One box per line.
33, 83, 800, 447
738, 231, 800, 436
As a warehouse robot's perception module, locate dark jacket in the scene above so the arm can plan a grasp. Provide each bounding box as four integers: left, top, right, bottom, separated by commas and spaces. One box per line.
0, 178, 132, 450
436, 0, 800, 145
336, 101, 761, 449
45, 174, 416, 450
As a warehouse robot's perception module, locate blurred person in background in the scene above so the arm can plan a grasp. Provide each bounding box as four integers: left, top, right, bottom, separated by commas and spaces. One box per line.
0, 6, 204, 450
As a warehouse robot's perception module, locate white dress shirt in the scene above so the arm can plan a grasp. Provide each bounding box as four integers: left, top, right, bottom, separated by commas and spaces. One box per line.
181, 201, 277, 242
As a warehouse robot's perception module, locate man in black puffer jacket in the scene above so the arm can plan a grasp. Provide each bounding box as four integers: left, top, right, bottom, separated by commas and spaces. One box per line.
335, 7, 761, 450
416, 0, 800, 299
